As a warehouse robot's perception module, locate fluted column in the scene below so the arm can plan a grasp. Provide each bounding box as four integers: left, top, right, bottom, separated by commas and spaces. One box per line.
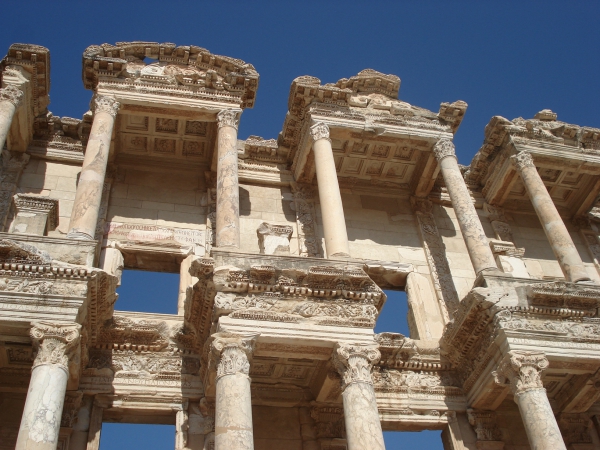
67, 95, 119, 240
493, 351, 566, 450
215, 109, 242, 249
16, 322, 81, 450
512, 152, 590, 283
310, 122, 350, 258
333, 343, 385, 450
433, 139, 497, 274
211, 334, 256, 450
0, 85, 24, 151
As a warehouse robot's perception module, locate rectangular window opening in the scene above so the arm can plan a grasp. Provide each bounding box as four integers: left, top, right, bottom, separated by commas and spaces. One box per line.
100, 423, 175, 449
384, 430, 443, 449
375, 290, 410, 337
115, 269, 180, 315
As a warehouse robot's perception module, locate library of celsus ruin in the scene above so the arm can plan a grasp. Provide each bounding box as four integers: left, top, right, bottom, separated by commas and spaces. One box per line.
1, 40, 600, 450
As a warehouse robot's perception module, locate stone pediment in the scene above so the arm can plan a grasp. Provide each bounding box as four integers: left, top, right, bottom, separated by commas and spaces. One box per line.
82, 41, 259, 109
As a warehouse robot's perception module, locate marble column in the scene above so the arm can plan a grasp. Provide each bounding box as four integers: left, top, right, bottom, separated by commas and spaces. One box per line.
433, 139, 497, 275
16, 321, 81, 450
511, 152, 590, 283
211, 334, 256, 450
333, 343, 385, 450
215, 109, 242, 249
493, 351, 566, 450
0, 84, 24, 151
310, 122, 350, 258
67, 95, 119, 240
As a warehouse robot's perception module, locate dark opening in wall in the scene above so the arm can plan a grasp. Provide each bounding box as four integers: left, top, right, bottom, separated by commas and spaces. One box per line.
114, 269, 179, 315
100, 423, 175, 449
375, 290, 410, 336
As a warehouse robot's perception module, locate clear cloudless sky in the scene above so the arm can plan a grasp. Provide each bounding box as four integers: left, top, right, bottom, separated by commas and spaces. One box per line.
3, 1, 598, 448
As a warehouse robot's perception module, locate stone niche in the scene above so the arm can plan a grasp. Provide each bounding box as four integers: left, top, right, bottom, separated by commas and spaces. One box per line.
9, 194, 58, 236
257, 222, 293, 255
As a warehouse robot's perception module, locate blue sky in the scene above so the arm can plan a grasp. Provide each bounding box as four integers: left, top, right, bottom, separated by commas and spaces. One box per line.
4, 1, 598, 448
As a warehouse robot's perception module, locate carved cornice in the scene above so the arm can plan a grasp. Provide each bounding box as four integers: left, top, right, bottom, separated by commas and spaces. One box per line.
526, 281, 600, 310
493, 351, 548, 396
210, 334, 256, 380
309, 122, 330, 142
332, 343, 380, 390
432, 139, 456, 161
0, 85, 24, 107
92, 95, 120, 118
216, 108, 242, 130
30, 321, 81, 372
256, 222, 293, 238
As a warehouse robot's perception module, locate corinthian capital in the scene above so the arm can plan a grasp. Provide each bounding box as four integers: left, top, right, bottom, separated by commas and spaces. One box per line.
310, 122, 330, 142
210, 334, 257, 380
332, 343, 380, 390
30, 321, 81, 372
432, 138, 456, 161
492, 351, 548, 396
0, 85, 24, 107
217, 108, 242, 130
511, 151, 535, 170
93, 95, 120, 118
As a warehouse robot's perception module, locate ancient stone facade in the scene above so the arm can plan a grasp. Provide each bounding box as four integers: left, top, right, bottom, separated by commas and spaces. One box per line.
0, 41, 599, 450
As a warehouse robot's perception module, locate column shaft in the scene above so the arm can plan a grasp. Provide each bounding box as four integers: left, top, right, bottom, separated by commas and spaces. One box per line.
16, 322, 80, 450
434, 139, 497, 274
333, 343, 385, 450
215, 109, 242, 249
67, 96, 119, 240
0, 85, 24, 151
512, 152, 590, 282
212, 336, 255, 450
311, 122, 350, 258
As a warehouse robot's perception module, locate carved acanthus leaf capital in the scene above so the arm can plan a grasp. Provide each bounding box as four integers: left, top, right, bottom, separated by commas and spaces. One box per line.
511, 151, 535, 170
210, 334, 257, 379
492, 351, 548, 396
0, 85, 24, 107
310, 122, 330, 142
30, 321, 81, 372
332, 342, 380, 390
93, 95, 120, 118
432, 138, 456, 161
217, 108, 242, 130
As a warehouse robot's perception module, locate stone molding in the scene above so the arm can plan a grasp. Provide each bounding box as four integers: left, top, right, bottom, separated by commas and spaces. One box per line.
210, 334, 256, 380
216, 108, 242, 130
0, 85, 24, 107
92, 95, 120, 118
510, 151, 535, 170
333, 343, 380, 390
30, 321, 81, 372
310, 122, 330, 142
13, 193, 59, 231
493, 351, 548, 396
432, 138, 456, 161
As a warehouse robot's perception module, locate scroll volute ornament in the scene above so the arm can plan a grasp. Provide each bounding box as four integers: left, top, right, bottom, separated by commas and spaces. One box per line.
0, 85, 24, 107
432, 138, 456, 161
92, 95, 120, 118
211, 335, 256, 379
492, 351, 549, 395
333, 343, 381, 389
30, 321, 81, 371
310, 122, 330, 142
216, 108, 242, 130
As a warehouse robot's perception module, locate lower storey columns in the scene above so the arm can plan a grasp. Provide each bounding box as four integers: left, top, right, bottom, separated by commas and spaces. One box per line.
310, 122, 350, 258
215, 109, 242, 249
494, 351, 566, 450
333, 343, 385, 450
0, 85, 24, 151
67, 95, 119, 240
512, 152, 591, 283
433, 139, 498, 275
211, 334, 256, 450
16, 322, 81, 450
